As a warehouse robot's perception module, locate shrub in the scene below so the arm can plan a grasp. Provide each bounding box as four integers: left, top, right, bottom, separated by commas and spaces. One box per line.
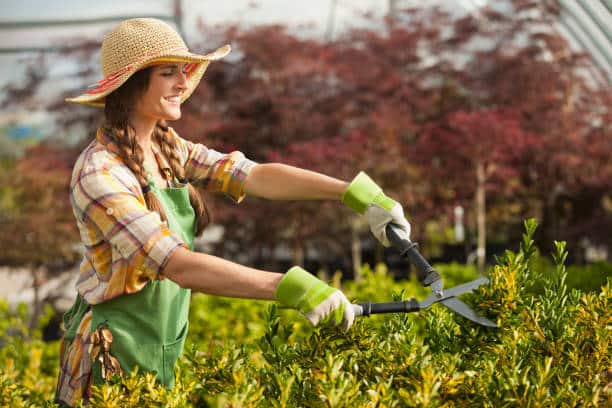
1, 219, 610, 406
0, 302, 59, 407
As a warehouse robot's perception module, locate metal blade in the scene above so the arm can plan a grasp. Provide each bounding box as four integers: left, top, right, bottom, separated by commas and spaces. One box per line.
441, 297, 499, 328
440, 277, 490, 299
421, 277, 490, 308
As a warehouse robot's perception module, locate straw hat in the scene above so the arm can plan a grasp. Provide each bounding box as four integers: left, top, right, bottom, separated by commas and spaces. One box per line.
66, 18, 230, 107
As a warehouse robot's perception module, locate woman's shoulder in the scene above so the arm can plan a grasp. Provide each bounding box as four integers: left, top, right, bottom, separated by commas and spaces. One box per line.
169, 126, 218, 158
168, 127, 191, 150
70, 134, 126, 187
168, 126, 204, 162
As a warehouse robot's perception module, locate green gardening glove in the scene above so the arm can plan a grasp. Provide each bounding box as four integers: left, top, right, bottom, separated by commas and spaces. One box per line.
275, 266, 355, 331
342, 171, 411, 247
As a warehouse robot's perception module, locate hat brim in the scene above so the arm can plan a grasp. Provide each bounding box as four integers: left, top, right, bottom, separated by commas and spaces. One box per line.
66, 44, 231, 107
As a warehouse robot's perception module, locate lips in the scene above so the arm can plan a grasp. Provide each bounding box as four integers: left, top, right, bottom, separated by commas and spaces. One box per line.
164, 95, 180, 103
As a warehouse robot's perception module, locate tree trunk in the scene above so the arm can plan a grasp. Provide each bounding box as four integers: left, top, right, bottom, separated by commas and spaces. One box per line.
293, 239, 305, 267
351, 219, 362, 281
292, 215, 305, 266
29, 264, 45, 335
476, 161, 486, 274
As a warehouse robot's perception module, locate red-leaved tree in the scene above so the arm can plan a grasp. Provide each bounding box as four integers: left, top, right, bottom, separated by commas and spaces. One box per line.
417, 108, 541, 271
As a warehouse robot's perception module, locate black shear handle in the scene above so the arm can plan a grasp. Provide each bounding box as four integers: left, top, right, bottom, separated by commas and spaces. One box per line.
386, 224, 441, 287
354, 299, 419, 317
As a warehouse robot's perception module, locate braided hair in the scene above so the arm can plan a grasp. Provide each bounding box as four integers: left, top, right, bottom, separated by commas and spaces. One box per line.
101, 67, 211, 236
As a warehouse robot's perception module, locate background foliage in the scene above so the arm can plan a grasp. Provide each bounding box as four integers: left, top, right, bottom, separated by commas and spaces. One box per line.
1, 1, 610, 274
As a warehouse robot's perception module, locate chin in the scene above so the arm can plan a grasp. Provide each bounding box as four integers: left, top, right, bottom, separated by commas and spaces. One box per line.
163, 110, 182, 121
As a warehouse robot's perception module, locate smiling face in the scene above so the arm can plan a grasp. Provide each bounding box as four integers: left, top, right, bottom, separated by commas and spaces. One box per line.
132, 62, 190, 122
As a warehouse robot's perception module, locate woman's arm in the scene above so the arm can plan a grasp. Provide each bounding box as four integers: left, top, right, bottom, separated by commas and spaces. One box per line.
243, 163, 348, 201
163, 246, 283, 299
163, 246, 355, 329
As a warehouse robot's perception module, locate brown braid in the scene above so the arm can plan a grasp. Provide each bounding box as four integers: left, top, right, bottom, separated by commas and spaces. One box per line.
100, 67, 211, 236
154, 120, 211, 235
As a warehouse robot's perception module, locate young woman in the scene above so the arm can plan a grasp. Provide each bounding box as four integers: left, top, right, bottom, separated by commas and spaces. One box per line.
55, 18, 411, 406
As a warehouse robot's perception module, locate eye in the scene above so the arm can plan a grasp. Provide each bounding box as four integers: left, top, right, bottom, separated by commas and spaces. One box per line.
160, 67, 188, 77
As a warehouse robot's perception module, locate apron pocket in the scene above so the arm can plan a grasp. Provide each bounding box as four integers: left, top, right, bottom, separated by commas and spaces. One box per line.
161, 323, 188, 389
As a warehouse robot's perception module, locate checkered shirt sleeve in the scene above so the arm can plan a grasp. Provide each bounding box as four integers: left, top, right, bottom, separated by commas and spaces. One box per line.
172, 129, 258, 203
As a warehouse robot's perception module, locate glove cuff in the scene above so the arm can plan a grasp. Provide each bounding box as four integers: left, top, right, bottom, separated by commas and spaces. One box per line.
275, 266, 322, 308
341, 172, 382, 214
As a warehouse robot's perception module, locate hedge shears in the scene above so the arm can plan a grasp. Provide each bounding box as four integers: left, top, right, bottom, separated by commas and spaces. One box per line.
352, 224, 498, 328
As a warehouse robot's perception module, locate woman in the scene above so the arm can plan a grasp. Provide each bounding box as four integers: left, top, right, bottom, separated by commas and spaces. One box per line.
55, 18, 411, 406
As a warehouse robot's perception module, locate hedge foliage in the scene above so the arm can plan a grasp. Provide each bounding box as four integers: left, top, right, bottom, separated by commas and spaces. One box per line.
1, 220, 611, 407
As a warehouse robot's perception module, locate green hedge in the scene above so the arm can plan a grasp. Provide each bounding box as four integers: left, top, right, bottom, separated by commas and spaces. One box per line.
1, 220, 610, 407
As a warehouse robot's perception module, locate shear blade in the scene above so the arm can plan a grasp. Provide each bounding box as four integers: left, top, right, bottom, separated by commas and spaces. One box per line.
422, 277, 489, 308
440, 277, 489, 299
441, 297, 498, 328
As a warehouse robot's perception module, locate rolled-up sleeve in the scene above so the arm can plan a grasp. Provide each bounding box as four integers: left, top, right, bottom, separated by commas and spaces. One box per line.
173, 130, 258, 203
72, 163, 187, 283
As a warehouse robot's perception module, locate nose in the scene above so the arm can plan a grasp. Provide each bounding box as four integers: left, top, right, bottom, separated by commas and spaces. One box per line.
175, 71, 188, 91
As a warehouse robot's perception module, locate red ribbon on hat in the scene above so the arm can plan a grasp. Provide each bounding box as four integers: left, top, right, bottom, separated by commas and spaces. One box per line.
86, 47, 192, 95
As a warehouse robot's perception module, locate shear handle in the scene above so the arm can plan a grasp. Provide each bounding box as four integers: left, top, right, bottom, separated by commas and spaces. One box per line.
353, 298, 420, 317
386, 224, 441, 287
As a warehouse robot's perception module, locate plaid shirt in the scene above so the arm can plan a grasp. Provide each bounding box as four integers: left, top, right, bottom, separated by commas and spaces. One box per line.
56, 127, 257, 405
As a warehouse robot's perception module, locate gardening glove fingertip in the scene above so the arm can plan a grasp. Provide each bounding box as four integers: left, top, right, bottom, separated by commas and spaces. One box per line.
327, 292, 354, 331
340, 295, 355, 332
365, 203, 411, 247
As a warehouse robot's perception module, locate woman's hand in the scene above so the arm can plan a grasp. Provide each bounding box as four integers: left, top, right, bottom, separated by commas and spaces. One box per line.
342, 172, 411, 247
275, 266, 355, 331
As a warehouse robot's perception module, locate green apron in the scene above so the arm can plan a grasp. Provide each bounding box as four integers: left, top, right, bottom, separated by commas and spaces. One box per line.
62, 173, 195, 390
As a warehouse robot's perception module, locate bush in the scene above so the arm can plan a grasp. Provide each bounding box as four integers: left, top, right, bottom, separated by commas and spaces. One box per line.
0, 302, 59, 407
1, 219, 610, 407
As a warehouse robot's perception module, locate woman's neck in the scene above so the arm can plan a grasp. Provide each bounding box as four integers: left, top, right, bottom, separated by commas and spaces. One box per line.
130, 115, 157, 151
